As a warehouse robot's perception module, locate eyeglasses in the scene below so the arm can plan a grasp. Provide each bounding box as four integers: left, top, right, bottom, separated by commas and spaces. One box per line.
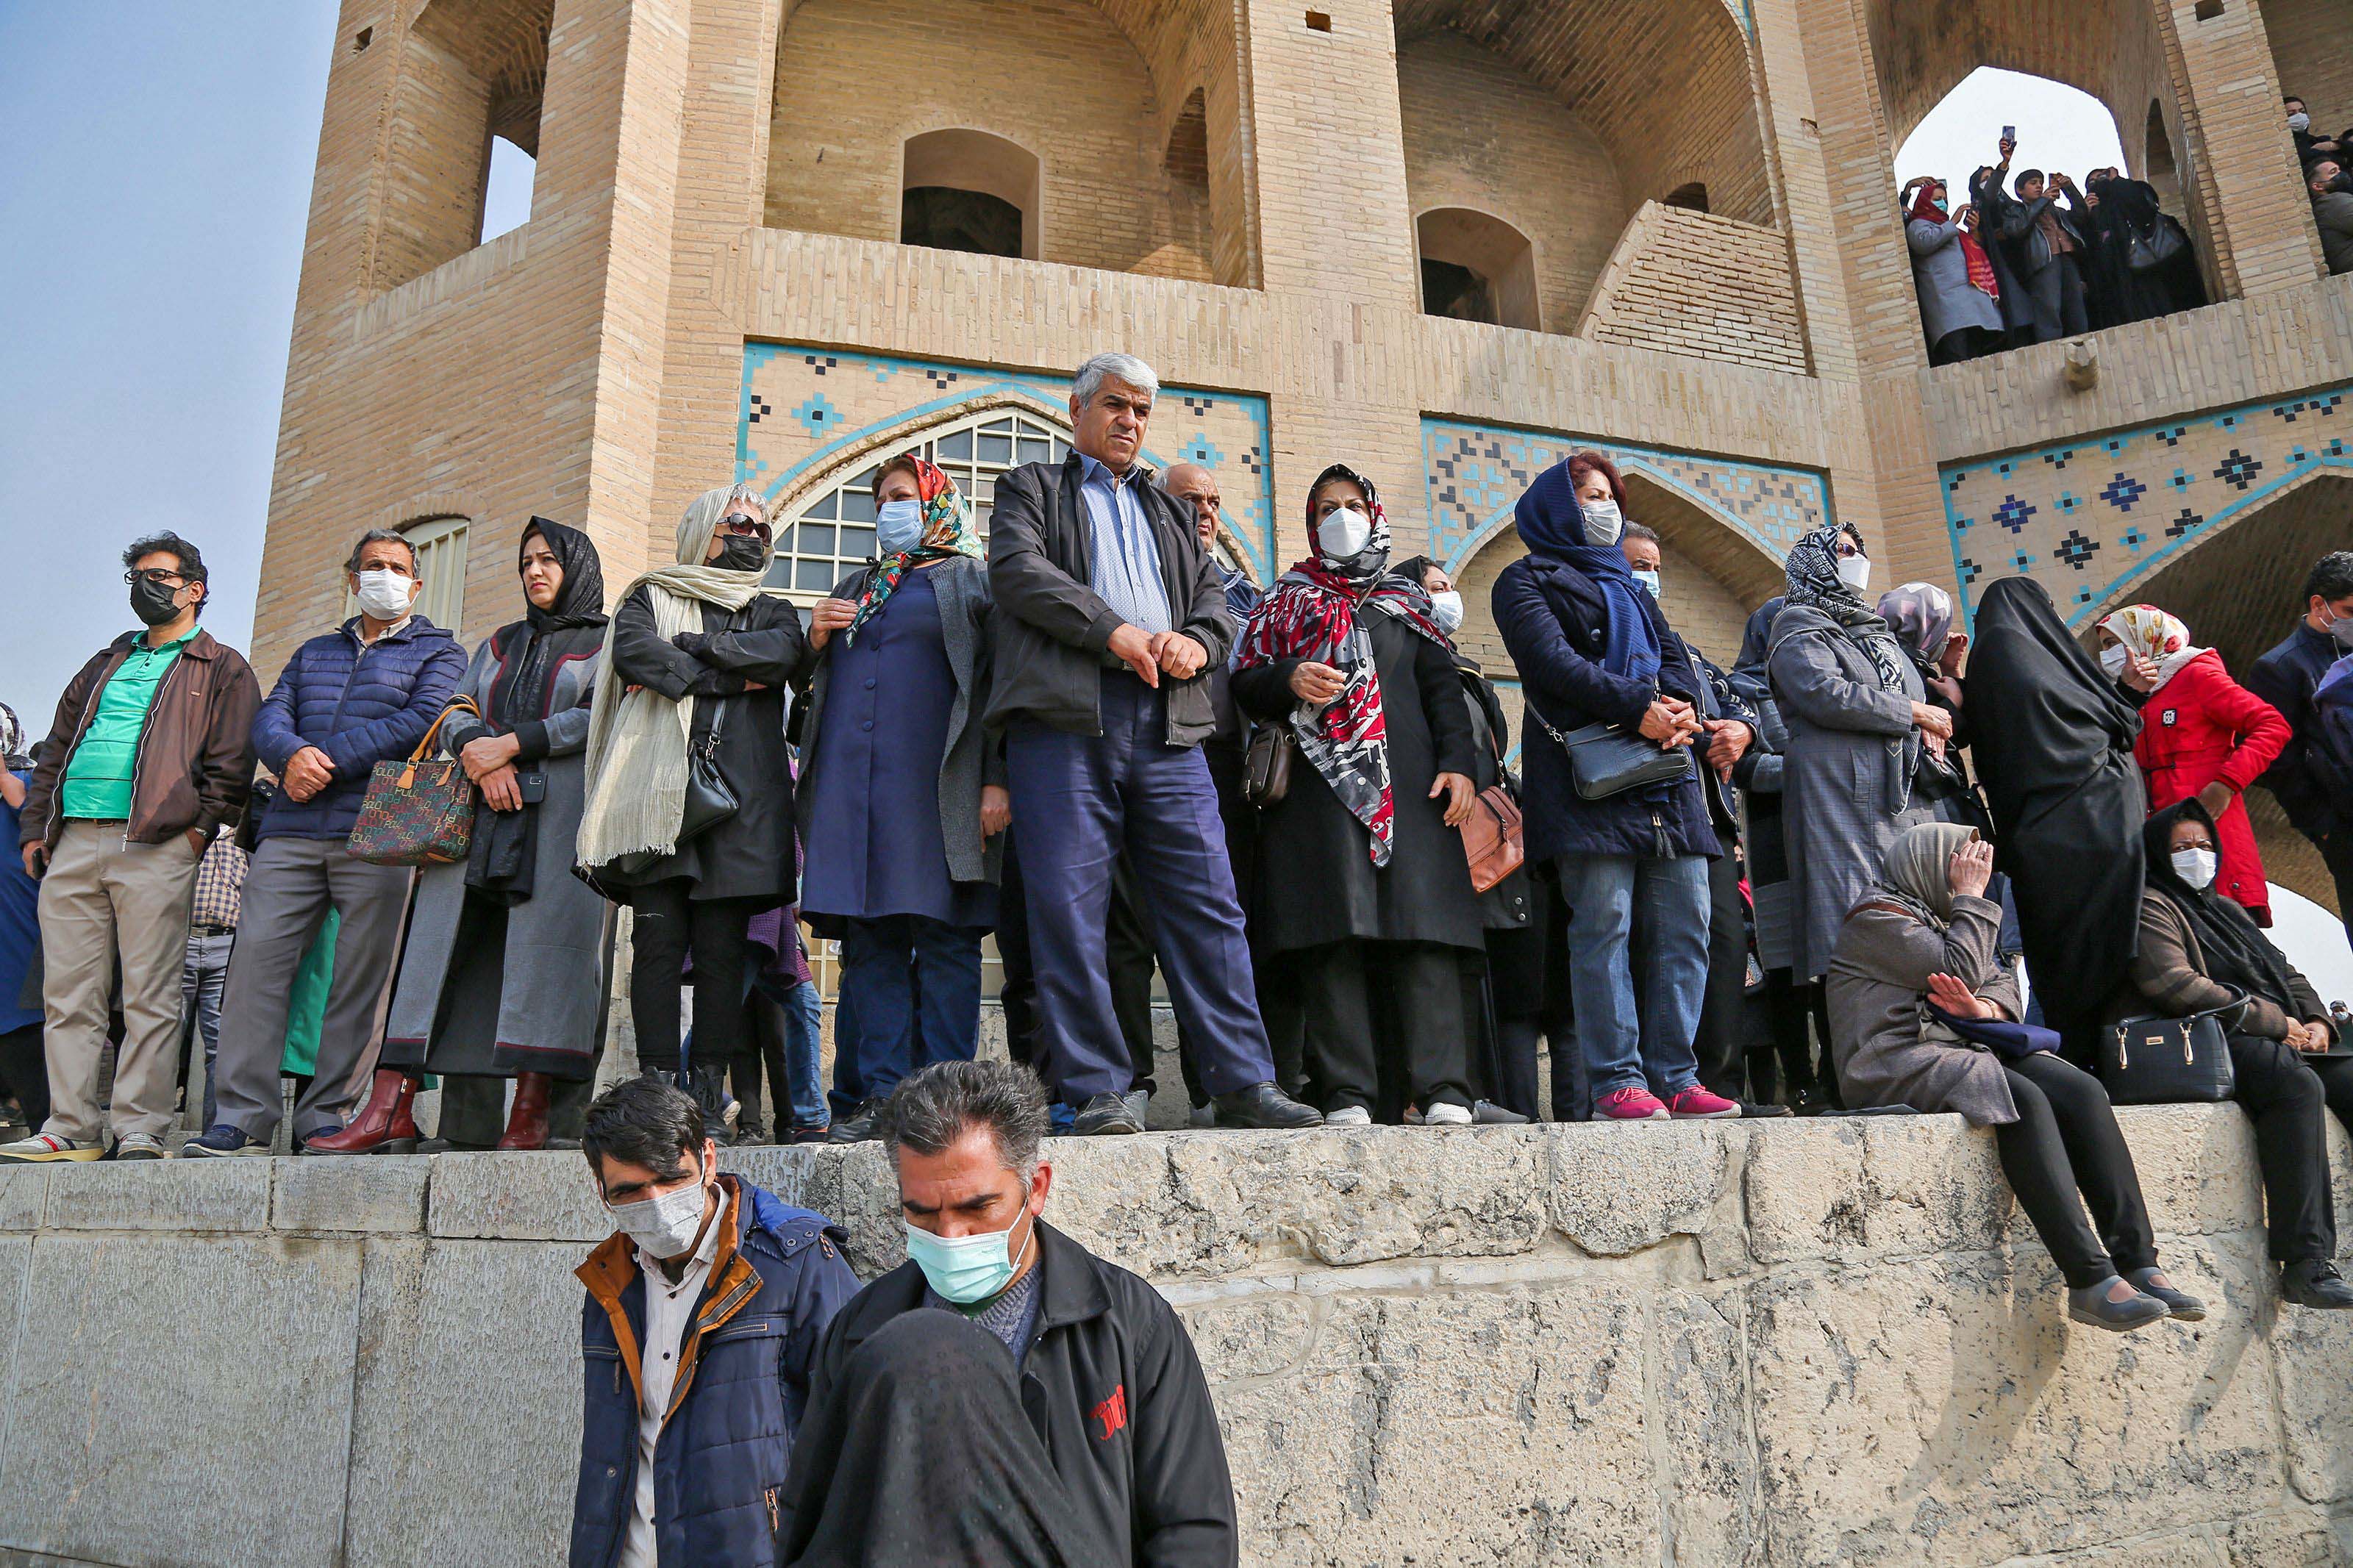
125, 568, 188, 588
716, 515, 772, 542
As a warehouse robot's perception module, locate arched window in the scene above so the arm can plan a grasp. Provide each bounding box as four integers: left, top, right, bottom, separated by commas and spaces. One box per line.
2145, 101, 2180, 210
769, 409, 1073, 597
1663, 182, 1710, 212
1417, 207, 1541, 331
403, 516, 470, 632
900, 129, 1041, 260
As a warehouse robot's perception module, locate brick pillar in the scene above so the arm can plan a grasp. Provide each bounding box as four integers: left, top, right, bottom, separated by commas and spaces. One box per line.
2148, 0, 2326, 297
1746, 0, 1858, 383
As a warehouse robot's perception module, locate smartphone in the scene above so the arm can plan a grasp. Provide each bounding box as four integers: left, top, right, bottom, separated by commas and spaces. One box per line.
2002, 125, 2016, 143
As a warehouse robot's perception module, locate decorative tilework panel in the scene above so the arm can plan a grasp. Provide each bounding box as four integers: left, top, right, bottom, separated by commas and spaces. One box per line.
1940, 382, 2353, 625
738, 344, 1277, 581
1420, 417, 1832, 572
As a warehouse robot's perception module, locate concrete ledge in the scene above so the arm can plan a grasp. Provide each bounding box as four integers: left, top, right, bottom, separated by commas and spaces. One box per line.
0, 1108, 2346, 1566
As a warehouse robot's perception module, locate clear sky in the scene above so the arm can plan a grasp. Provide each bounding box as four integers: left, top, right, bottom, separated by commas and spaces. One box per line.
0, 5, 532, 731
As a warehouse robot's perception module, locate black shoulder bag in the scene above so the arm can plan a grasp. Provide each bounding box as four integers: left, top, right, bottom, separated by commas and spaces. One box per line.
1528, 705, 1695, 801
2098, 990, 2241, 1105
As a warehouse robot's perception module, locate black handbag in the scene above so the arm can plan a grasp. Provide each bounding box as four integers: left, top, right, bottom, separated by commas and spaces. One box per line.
676, 683, 738, 844
2099, 992, 2240, 1105
2127, 215, 2189, 273
1532, 709, 1696, 801
1244, 723, 1295, 807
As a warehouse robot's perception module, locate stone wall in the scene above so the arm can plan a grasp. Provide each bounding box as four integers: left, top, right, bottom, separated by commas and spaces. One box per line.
2, 1110, 2349, 1567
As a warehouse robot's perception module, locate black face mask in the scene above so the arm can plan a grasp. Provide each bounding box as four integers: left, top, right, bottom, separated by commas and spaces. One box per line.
713, 536, 767, 573
130, 576, 187, 627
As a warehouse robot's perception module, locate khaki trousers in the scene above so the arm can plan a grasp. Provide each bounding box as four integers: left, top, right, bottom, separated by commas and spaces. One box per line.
38, 820, 204, 1142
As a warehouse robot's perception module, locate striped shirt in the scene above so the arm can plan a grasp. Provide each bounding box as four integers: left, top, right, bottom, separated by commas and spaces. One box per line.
1079, 454, 1171, 637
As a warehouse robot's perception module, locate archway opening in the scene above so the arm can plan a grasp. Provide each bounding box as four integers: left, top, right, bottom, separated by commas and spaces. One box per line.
2144, 101, 2180, 211
1417, 208, 1540, 331
899, 129, 1040, 260
1663, 182, 1710, 213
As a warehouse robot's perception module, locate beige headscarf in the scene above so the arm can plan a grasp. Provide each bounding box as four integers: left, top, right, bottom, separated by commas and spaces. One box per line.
1874, 820, 1981, 926
576, 485, 792, 870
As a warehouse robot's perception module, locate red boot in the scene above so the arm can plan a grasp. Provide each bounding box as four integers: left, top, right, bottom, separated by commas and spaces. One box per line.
303, 1069, 419, 1155
496, 1072, 553, 1151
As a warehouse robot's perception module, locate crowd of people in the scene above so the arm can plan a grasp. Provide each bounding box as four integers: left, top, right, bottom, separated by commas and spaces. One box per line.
2290, 94, 2353, 276
1902, 130, 2208, 365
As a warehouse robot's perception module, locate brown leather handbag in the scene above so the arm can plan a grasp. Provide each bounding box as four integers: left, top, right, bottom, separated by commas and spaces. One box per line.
1244, 723, 1295, 807
1459, 784, 1525, 893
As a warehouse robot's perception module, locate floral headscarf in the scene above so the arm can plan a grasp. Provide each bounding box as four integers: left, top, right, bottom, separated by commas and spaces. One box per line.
1236, 465, 1449, 867
844, 454, 981, 646
1877, 581, 1956, 676
2098, 604, 2208, 692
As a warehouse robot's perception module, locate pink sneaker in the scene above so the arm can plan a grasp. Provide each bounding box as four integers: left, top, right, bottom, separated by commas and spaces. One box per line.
1667, 1086, 1741, 1119
1596, 1086, 1669, 1120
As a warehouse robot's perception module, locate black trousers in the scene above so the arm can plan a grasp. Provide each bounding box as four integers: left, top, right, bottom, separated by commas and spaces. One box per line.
779, 1311, 1113, 1568
1995, 1052, 2158, 1289
2229, 1033, 2338, 1264
626, 883, 765, 1078
2313, 1053, 2353, 1141
1296, 939, 1471, 1115
0, 1023, 48, 1131
435, 1071, 597, 1146
1106, 856, 1165, 1098
1692, 852, 1752, 1100
997, 830, 1042, 1069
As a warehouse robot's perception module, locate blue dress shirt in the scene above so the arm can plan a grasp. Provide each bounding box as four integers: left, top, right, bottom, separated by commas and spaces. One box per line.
1078, 454, 1172, 636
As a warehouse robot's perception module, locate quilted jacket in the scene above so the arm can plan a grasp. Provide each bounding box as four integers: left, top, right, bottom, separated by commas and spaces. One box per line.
249, 615, 468, 841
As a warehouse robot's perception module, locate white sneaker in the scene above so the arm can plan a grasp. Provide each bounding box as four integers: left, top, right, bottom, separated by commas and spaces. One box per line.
115, 1133, 169, 1161
0, 1131, 105, 1164
1324, 1106, 1373, 1127
1423, 1102, 1474, 1126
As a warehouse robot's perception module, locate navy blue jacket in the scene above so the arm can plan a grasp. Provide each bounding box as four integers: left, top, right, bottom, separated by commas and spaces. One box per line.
249, 616, 468, 841
1490, 553, 1720, 864
572, 1177, 859, 1568
2246, 619, 2342, 843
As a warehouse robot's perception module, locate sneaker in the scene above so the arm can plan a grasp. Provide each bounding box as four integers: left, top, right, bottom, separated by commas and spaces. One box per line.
1666, 1086, 1741, 1120
785, 1121, 832, 1146
0, 1131, 105, 1164
1071, 1092, 1144, 1136
1424, 1100, 1474, 1126
736, 1118, 771, 1147
114, 1133, 169, 1161
183, 1124, 270, 1158
1120, 1089, 1152, 1130
1472, 1100, 1530, 1125
826, 1100, 883, 1145
2282, 1259, 2353, 1310
1596, 1087, 1669, 1121
1324, 1105, 1373, 1127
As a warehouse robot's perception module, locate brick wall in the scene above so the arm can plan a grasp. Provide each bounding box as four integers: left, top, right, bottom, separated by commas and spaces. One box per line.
1579, 202, 1810, 376
2268, 0, 2353, 141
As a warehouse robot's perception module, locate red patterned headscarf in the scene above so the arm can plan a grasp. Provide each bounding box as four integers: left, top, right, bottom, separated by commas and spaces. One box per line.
1907, 181, 2000, 302
843, 454, 979, 646
1235, 465, 1449, 867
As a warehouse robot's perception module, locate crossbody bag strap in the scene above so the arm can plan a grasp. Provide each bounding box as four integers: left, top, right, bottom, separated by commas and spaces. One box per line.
396, 696, 482, 787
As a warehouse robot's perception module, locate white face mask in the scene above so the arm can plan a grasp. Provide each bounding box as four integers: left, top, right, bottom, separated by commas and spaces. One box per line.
1580, 498, 1623, 547
2289, 112, 2312, 133
875, 498, 924, 557
1631, 568, 1661, 598
1317, 505, 1372, 562
354, 568, 415, 620
2099, 644, 2131, 678
608, 1171, 712, 1260
1835, 553, 1871, 594
1428, 590, 1464, 633
2171, 847, 2218, 890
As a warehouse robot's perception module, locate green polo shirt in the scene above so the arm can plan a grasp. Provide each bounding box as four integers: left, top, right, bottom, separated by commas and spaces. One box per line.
59, 628, 199, 821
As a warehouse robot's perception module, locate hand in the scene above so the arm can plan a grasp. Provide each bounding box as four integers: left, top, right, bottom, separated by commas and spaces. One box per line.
1704, 720, 1751, 779
1946, 837, 1995, 901
979, 784, 1011, 840
2196, 780, 2234, 820
1107, 623, 1160, 688
1954, 202, 1974, 224
1925, 673, 1964, 709
1290, 661, 1346, 706
1640, 700, 1696, 746
807, 597, 857, 652
21, 843, 46, 879
1999, 137, 2015, 162
479, 765, 524, 813
1430, 771, 1476, 828
1927, 970, 1996, 1020
2082, 190, 2100, 208
459, 732, 521, 783
1910, 703, 1955, 742
1149, 631, 1207, 681
282, 745, 335, 803
2121, 653, 2160, 692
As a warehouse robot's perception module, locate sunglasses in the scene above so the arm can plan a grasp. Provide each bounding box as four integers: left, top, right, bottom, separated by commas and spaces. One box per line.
717, 515, 772, 542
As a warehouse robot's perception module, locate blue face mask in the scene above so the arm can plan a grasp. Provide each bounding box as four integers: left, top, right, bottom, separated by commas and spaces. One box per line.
1631, 569, 1661, 598
875, 498, 925, 558
904, 1198, 1037, 1306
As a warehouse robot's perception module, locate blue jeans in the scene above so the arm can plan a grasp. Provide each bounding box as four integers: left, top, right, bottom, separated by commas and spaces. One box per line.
832, 915, 983, 1116
1554, 852, 1710, 1100
180, 931, 234, 1131
763, 975, 828, 1129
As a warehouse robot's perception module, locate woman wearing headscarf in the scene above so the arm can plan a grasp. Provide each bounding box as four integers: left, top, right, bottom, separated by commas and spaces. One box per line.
793, 454, 1003, 1129
0, 704, 43, 1134
318, 520, 617, 1153
1963, 576, 2148, 1048
1768, 526, 1949, 995
2079, 168, 2206, 326
2104, 801, 2353, 1310
1902, 176, 2006, 365
1233, 466, 1483, 1125
2094, 604, 2290, 925
578, 483, 807, 1139
1490, 453, 1738, 1122
1878, 580, 1992, 833
1828, 822, 2188, 1331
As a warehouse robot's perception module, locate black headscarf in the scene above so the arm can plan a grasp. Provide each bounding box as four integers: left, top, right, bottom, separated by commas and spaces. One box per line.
2143, 798, 2302, 1015
1963, 576, 2148, 1026
487, 519, 607, 730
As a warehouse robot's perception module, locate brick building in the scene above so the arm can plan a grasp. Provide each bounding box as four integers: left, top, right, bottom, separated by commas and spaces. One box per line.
258, 0, 2353, 901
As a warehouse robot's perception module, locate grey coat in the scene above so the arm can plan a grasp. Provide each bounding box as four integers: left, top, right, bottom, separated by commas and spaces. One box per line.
1907, 217, 2005, 346
384, 633, 611, 1078
1768, 603, 1930, 981
793, 557, 1004, 885
1826, 892, 2023, 1125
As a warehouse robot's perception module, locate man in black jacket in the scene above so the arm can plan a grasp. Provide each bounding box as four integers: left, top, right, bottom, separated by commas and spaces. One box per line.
779, 1061, 1239, 1568
985, 351, 1315, 1136
1999, 168, 2091, 343
2248, 551, 2353, 948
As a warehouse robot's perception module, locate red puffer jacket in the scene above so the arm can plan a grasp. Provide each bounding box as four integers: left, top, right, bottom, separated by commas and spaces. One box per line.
2132, 649, 2290, 923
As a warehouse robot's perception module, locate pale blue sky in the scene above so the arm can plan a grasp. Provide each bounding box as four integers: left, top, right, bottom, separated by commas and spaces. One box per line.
1896, 67, 2129, 207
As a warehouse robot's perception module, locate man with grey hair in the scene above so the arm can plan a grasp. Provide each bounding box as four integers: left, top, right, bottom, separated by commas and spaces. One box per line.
187, 528, 467, 1155
778, 1060, 1239, 1568
984, 353, 1317, 1136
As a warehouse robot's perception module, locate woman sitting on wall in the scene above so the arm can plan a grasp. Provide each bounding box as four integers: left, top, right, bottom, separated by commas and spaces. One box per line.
1827, 821, 2191, 1331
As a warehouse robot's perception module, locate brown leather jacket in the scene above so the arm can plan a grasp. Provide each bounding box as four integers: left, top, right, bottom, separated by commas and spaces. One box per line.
21, 628, 261, 853
2102, 889, 2331, 1043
